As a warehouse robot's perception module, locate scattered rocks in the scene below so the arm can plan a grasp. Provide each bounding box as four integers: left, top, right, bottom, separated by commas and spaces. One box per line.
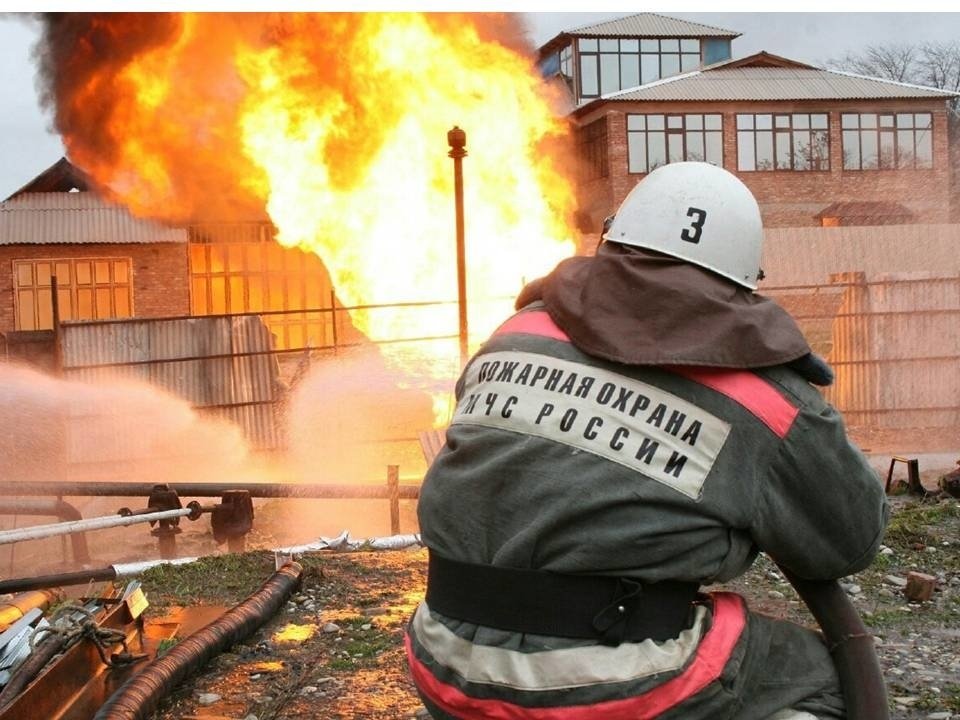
196, 692, 221, 705
322, 622, 341, 633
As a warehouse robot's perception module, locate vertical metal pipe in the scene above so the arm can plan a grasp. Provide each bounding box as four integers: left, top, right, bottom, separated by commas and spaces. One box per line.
330, 289, 339, 355
387, 465, 400, 535
448, 126, 469, 367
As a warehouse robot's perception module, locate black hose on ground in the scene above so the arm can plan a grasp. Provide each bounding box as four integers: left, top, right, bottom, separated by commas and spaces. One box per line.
781, 567, 890, 720
93, 561, 303, 720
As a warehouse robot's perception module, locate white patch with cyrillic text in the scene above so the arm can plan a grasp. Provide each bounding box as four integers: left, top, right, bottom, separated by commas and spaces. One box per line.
452, 351, 730, 499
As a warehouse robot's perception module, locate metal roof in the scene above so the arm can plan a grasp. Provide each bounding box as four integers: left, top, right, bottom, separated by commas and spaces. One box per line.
568, 13, 740, 38
596, 66, 960, 104
0, 192, 187, 246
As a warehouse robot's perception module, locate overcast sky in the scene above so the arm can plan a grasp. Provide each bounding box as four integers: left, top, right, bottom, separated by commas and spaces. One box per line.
2, 12, 959, 199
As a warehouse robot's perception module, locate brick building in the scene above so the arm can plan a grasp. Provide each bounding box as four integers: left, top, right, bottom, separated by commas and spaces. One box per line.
539, 14, 959, 230
1, 157, 339, 354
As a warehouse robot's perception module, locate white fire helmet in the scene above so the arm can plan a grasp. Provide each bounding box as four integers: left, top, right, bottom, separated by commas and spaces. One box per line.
602, 162, 764, 290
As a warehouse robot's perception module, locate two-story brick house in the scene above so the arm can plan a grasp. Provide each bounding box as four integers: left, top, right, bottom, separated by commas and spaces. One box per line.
540, 14, 959, 230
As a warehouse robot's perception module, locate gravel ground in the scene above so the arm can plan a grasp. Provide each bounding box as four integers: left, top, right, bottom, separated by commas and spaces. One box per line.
137, 491, 960, 720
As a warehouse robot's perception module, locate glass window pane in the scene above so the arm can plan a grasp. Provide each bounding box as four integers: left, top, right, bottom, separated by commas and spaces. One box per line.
812, 130, 830, 170
17, 290, 36, 330
686, 132, 704, 161
648, 132, 666, 171
77, 288, 94, 320
37, 288, 52, 329
915, 113, 932, 128
879, 130, 895, 168
641, 54, 659, 83
189, 243, 207, 273
792, 114, 810, 129
737, 114, 753, 130
842, 130, 861, 169
705, 132, 722, 165
95, 261, 110, 284
667, 115, 683, 129
793, 130, 812, 170
897, 129, 914, 168
210, 277, 227, 314
55, 262, 71, 285
229, 276, 245, 312
600, 53, 620, 95
705, 114, 722, 130
756, 131, 774, 170
775, 115, 790, 128
916, 128, 932, 167
647, 114, 665, 131
113, 261, 128, 284
75, 262, 91, 285
15, 263, 33, 287
621, 54, 639, 88
681, 53, 699, 72
776, 132, 792, 170
661, 39, 680, 52
668, 133, 684, 163
248, 275, 264, 310
579, 38, 598, 52
681, 39, 699, 52
686, 114, 703, 130
57, 288, 72, 321
580, 55, 598, 96
641, 39, 658, 52
738, 131, 756, 170
599, 39, 618, 51
36, 263, 51, 286
811, 113, 828, 130
192, 277, 208, 315
861, 113, 877, 129
97, 287, 113, 319
628, 131, 648, 173
841, 113, 858, 129
114, 288, 131, 318
862, 131, 878, 169
661, 53, 680, 77
896, 113, 914, 128
627, 115, 645, 131
879, 114, 894, 128
621, 39, 638, 52
756, 114, 773, 130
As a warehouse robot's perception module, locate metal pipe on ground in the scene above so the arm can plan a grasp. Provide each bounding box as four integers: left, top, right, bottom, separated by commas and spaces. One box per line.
781, 567, 889, 720
93, 562, 303, 720
0, 507, 194, 548
0, 481, 421, 500
0, 498, 90, 563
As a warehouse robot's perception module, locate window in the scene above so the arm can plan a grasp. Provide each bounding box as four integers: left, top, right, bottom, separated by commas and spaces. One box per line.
579, 37, 700, 99
627, 114, 722, 173
737, 113, 830, 171
13, 257, 133, 331
841, 112, 932, 170
189, 223, 336, 350
578, 117, 609, 180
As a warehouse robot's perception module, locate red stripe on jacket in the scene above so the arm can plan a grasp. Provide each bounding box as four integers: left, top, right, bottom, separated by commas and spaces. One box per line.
492, 310, 799, 438
406, 592, 746, 720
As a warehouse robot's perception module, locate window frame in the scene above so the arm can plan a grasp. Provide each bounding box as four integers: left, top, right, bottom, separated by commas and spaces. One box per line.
736, 112, 831, 172
12, 256, 134, 331
840, 112, 933, 171
578, 37, 701, 100
626, 112, 723, 174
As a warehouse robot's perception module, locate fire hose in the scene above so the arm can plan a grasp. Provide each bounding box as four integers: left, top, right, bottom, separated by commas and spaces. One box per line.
783, 567, 890, 720
92, 561, 303, 720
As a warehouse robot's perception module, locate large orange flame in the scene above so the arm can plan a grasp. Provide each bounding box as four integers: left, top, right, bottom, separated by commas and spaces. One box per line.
43, 12, 577, 414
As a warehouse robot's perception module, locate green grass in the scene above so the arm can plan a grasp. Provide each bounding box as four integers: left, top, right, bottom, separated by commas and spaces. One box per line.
883, 500, 960, 550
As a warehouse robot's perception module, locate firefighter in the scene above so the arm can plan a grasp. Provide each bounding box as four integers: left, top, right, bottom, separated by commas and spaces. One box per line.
406, 162, 889, 720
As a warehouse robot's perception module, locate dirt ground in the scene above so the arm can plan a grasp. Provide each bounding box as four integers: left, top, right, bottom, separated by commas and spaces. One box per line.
132, 484, 960, 720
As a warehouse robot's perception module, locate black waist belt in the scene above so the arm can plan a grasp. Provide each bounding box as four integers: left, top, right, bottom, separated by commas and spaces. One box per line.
425, 552, 700, 647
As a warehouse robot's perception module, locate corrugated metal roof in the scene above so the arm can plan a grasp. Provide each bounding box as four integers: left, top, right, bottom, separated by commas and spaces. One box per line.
0, 192, 187, 245
569, 13, 740, 38
600, 66, 960, 103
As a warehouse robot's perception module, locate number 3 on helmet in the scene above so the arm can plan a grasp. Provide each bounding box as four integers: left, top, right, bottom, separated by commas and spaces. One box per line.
603, 162, 765, 290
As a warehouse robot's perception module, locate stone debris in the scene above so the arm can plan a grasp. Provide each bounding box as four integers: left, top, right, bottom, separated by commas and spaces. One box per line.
904, 572, 938, 602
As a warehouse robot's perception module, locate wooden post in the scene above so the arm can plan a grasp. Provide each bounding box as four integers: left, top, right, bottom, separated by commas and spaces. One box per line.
387, 465, 400, 535
51, 275, 63, 376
